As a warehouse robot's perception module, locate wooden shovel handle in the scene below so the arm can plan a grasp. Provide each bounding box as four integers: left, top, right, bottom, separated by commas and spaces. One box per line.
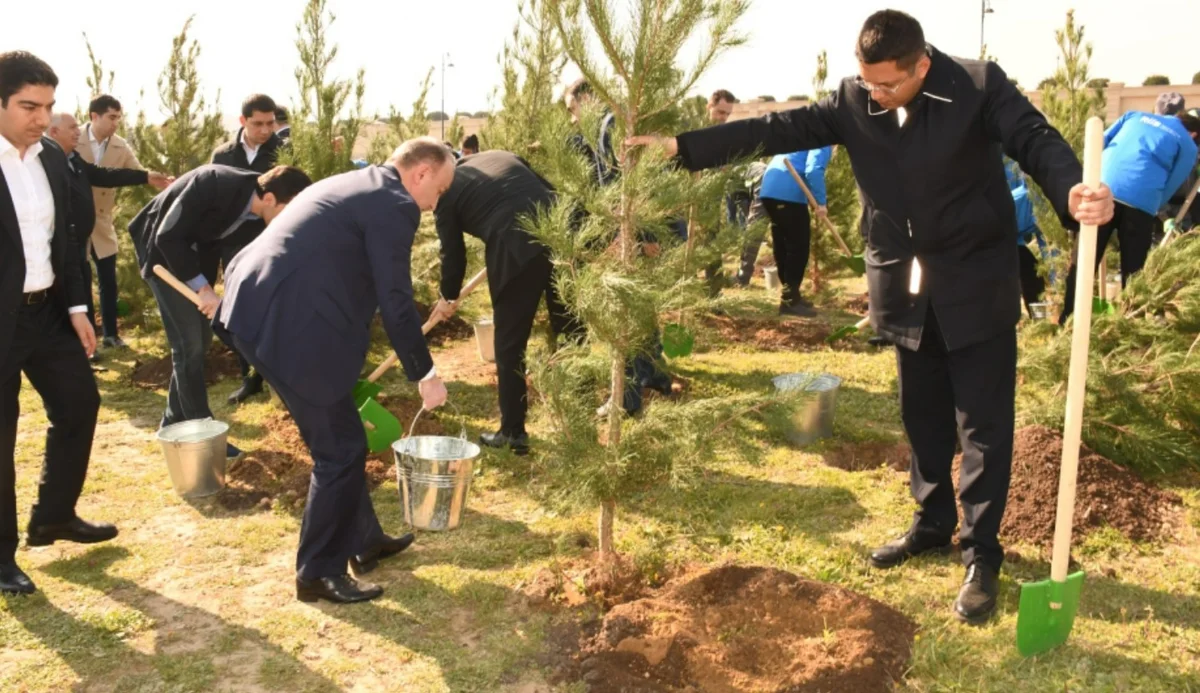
1051, 117, 1105, 585
152, 264, 203, 308
1163, 176, 1200, 247
854, 315, 870, 330
783, 158, 853, 257
366, 267, 488, 383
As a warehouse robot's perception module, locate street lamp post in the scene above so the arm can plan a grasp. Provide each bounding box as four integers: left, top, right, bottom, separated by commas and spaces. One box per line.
980, 0, 994, 57
441, 52, 454, 140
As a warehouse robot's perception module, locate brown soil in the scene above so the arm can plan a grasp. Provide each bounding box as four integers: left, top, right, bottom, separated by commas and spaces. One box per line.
703, 313, 865, 352
525, 554, 650, 611
951, 425, 1182, 549
130, 343, 242, 390
842, 292, 870, 314
219, 397, 444, 511
824, 440, 910, 472
547, 564, 915, 693
413, 301, 474, 347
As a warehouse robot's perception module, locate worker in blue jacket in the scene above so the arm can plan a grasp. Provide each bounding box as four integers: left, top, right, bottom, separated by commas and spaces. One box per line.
1005, 159, 1048, 316
757, 146, 833, 317
1060, 111, 1200, 323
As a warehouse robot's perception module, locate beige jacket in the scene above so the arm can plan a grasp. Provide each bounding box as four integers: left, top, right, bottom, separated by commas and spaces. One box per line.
76, 124, 143, 259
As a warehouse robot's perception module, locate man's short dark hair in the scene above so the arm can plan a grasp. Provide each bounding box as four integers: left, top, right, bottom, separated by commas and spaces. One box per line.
241, 93, 277, 119
257, 166, 312, 204
566, 78, 592, 102
274, 105, 289, 124
88, 94, 122, 117
462, 134, 479, 150
0, 51, 58, 107
710, 89, 738, 105
855, 10, 926, 70
1178, 113, 1200, 138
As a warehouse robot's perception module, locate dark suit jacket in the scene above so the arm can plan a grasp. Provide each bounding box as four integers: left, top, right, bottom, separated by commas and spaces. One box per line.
217, 164, 434, 406
127, 164, 260, 286
64, 148, 148, 247
210, 128, 282, 173
433, 151, 555, 300
676, 46, 1082, 351
0, 137, 87, 365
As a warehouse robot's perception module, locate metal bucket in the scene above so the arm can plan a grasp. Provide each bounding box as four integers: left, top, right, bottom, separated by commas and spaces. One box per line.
1105, 273, 1121, 301
394, 436, 481, 531
474, 318, 496, 363
157, 419, 229, 498
763, 265, 781, 291
772, 373, 841, 447
1028, 302, 1052, 321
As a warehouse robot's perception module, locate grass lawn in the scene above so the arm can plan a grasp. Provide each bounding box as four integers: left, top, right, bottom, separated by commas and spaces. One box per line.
2, 280, 1198, 692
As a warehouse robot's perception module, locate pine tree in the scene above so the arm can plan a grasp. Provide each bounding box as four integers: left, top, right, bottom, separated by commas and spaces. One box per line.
444, 116, 465, 150
276, 0, 367, 182
525, 0, 788, 558
480, 0, 569, 164
1028, 9, 1106, 290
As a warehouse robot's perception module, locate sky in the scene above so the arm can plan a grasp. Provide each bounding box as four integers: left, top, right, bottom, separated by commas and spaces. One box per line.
3, 0, 1198, 129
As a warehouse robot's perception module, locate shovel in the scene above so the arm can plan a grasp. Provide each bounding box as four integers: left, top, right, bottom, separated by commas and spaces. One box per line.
1161, 176, 1200, 247
153, 264, 206, 306
784, 159, 866, 276
827, 315, 871, 343
354, 268, 488, 453
1015, 117, 1103, 657
1092, 261, 1115, 316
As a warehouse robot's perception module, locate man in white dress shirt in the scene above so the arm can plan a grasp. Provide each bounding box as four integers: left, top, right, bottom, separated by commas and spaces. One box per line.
0, 51, 118, 596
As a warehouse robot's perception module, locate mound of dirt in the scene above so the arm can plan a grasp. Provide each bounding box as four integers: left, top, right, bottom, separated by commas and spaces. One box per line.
703, 313, 866, 352
413, 301, 474, 346
219, 397, 444, 511
983, 426, 1182, 548
824, 440, 910, 472
562, 564, 915, 693
130, 343, 242, 390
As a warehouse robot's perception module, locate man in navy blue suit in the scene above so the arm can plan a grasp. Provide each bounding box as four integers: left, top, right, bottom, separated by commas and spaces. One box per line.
216, 138, 455, 604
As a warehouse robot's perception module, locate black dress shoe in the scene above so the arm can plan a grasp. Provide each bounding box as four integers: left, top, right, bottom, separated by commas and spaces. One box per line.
350, 533, 415, 575
479, 431, 530, 456
27, 517, 119, 547
296, 574, 383, 604
780, 299, 818, 318
954, 563, 1000, 625
228, 374, 265, 404
0, 561, 36, 595
869, 531, 952, 569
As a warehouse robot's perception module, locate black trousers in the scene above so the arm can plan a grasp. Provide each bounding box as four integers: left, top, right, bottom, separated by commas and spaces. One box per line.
493, 253, 579, 436
896, 305, 1016, 572
1017, 244, 1045, 317
220, 232, 259, 380
1059, 203, 1154, 324
228, 332, 384, 580
761, 198, 811, 297
0, 299, 101, 562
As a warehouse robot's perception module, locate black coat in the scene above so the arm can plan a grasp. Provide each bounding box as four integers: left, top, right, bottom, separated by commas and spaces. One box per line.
676, 46, 1082, 351
127, 164, 259, 286
434, 151, 556, 300
0, 137, 86, 365
210, 128, 283, 173
217, 165, 434, 406
64, 149, 147, 247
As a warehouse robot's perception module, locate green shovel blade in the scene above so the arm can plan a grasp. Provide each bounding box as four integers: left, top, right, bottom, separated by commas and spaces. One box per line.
826, 324, 859, 343
661, 323, 695, 359
352, 380, 383, 408
1092, 297, 1115, 316
843, 255, 867, 277
358, 397, 402, 454
1016, 570, 1085, 657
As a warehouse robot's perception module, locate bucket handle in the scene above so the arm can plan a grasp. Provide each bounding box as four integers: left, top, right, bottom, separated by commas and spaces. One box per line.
402, 402, 468, 442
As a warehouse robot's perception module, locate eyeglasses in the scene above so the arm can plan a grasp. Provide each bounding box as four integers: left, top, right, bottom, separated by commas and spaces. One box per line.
853, 74, 913, 96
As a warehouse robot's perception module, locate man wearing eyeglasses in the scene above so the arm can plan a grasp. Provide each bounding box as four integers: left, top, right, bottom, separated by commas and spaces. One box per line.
629, 9, 1114, 626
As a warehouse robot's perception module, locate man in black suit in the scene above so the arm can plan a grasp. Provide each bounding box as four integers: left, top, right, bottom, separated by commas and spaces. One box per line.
210, 94, 285, 404
216, 138, 454, 604
129, 164, 312, 459
0, 51, 119, 595
432, 150, 579, 454
273, 106, 291, 146
45, 111, 170, 363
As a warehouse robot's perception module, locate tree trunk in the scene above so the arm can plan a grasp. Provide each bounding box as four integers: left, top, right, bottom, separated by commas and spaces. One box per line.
598, 498, 616, 556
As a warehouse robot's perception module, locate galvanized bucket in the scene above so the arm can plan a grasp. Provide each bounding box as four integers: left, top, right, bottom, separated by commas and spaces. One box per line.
157, 419, 229, 498
763, 265, 781, 291
474, 318, 496, 363
394, 435, 481, 531
773, 373, 842, 447
1028, 302, 1052, 321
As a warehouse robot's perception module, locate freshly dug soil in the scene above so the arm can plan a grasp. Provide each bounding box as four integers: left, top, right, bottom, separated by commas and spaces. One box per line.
702, 314, 869, 352
556, 564, 915, 693
130, 343, 242, 390
824, 440, 911, 472
219, 396, 444, 511
954, 425, 1182, 548
413, 301, 474, 347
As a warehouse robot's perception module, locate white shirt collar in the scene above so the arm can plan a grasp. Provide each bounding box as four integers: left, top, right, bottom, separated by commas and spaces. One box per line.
0, 133, 42, 161
241, 130, 260, 153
